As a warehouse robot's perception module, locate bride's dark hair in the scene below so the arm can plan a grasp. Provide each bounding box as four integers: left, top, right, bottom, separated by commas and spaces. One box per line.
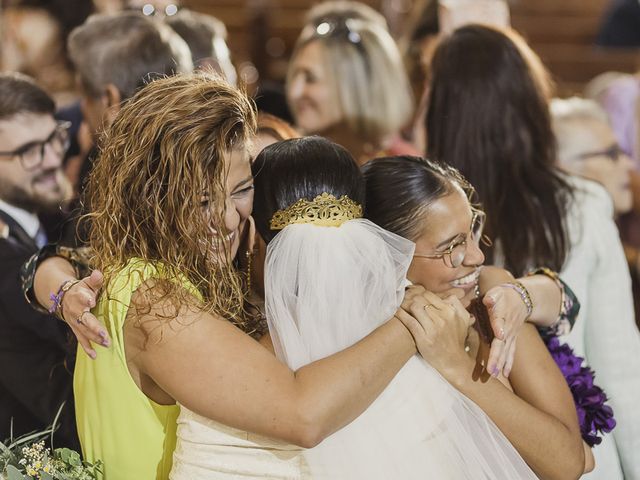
252, 136, 365, 244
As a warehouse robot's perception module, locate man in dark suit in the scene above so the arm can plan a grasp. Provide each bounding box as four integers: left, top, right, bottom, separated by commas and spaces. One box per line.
0, 73, 79, 449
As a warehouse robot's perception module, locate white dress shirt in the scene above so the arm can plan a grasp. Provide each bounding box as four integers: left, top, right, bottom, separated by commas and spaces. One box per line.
0, 197, 41, 239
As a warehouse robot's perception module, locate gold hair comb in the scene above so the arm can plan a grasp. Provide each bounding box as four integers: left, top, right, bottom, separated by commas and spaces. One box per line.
269, 192, 363, 230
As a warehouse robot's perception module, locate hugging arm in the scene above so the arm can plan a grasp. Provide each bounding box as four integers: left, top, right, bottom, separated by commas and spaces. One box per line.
400, 285, 589, 478
29, 257, 453, 449
125, 281, 427, 448
28, 254, 107, 358
433, 321, 587, 479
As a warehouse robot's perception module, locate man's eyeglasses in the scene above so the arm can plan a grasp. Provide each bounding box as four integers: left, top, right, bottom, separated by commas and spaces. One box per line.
576, 144, 625, 163
0, 121, 71, 171
413, 209, 486, 268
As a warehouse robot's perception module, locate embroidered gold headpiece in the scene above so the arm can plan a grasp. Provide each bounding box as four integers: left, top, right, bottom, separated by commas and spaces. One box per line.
270, 192, 363, 230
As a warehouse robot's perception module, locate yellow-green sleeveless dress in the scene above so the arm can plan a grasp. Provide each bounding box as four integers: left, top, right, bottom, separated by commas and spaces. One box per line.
74, 259, 183, 479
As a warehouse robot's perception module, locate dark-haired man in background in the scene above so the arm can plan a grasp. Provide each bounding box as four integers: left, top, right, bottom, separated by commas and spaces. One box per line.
0, 72, 79, 449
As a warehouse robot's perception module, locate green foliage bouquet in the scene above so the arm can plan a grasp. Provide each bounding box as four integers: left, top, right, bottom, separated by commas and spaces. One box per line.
1, 409, 102, 480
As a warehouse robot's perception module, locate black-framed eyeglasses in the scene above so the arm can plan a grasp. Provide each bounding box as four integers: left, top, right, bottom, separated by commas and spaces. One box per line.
413, 209, 487, 268
576, 144, 625, 163
0, 121, 71, 171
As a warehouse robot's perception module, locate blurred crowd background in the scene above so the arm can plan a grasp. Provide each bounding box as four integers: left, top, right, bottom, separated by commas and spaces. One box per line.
2, 0, 640, 105
7, 0, 639, 321
2, 2, 640, 478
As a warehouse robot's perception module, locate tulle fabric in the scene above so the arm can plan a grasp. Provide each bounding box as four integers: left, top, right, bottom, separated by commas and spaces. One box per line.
265, 219, 538, 479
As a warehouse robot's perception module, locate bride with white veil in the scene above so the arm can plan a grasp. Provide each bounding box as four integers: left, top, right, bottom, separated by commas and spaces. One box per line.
252, 136, 537, 479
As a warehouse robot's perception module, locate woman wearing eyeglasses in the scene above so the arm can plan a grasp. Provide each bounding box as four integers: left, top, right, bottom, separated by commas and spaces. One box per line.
362, 155, 594, 478
552, 97, 633, 217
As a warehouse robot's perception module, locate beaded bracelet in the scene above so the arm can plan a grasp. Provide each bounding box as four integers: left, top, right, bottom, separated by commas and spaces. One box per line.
49, 279, 81, 319
500, 281, 534, 319
21, 245, 92, 315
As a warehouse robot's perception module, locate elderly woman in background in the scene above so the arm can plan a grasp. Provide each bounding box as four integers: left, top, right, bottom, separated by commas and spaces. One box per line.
551, 97, 633, 217
551, 97, 640, 331
286, 1, 419, 164
425, 24, 639, 479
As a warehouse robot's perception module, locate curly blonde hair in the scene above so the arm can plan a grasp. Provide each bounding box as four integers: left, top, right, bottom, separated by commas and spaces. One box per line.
84, 72, 257, 330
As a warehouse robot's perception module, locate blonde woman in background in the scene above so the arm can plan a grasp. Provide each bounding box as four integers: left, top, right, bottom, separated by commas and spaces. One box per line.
286, 1, 419, 165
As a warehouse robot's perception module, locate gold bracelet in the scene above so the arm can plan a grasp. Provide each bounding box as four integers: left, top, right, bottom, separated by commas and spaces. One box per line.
500, 281, 533, 319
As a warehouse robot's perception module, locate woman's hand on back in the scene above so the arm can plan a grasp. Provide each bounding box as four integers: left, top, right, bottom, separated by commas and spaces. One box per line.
60, 270, 109, 358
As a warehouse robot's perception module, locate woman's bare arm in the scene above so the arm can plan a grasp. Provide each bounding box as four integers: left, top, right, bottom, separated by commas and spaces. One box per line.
126, 284, 421, 448
445, 324, 586, 480
401, 295, 586, 478
33, 256, 77, 309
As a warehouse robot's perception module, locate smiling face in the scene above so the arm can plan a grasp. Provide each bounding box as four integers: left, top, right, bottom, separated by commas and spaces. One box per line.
201, 146, 254, 262
407, 188, 485, 307
286, 40, 342, 134
0, 112, 68, 212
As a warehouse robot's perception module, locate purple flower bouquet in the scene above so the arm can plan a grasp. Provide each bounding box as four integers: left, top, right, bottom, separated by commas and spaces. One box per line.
544, 336, 616, 447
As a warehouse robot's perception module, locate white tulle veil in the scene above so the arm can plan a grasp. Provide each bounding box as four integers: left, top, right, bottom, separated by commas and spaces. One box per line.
265, 218, 537, 479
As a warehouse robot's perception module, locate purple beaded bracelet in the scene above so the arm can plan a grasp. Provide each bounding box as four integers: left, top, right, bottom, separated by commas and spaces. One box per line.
48, 279, 80, 318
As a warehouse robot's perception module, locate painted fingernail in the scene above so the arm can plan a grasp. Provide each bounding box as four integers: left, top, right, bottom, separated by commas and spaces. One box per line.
101, 340, 110, 347
89, 351, 97, 359
492, 367, 500, 376
99, 330, 107, 338
504, 368, 511, 377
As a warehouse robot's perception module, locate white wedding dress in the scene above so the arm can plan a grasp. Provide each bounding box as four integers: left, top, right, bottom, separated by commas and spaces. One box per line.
170, 410, 310, 479
170, 220, 538, 479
